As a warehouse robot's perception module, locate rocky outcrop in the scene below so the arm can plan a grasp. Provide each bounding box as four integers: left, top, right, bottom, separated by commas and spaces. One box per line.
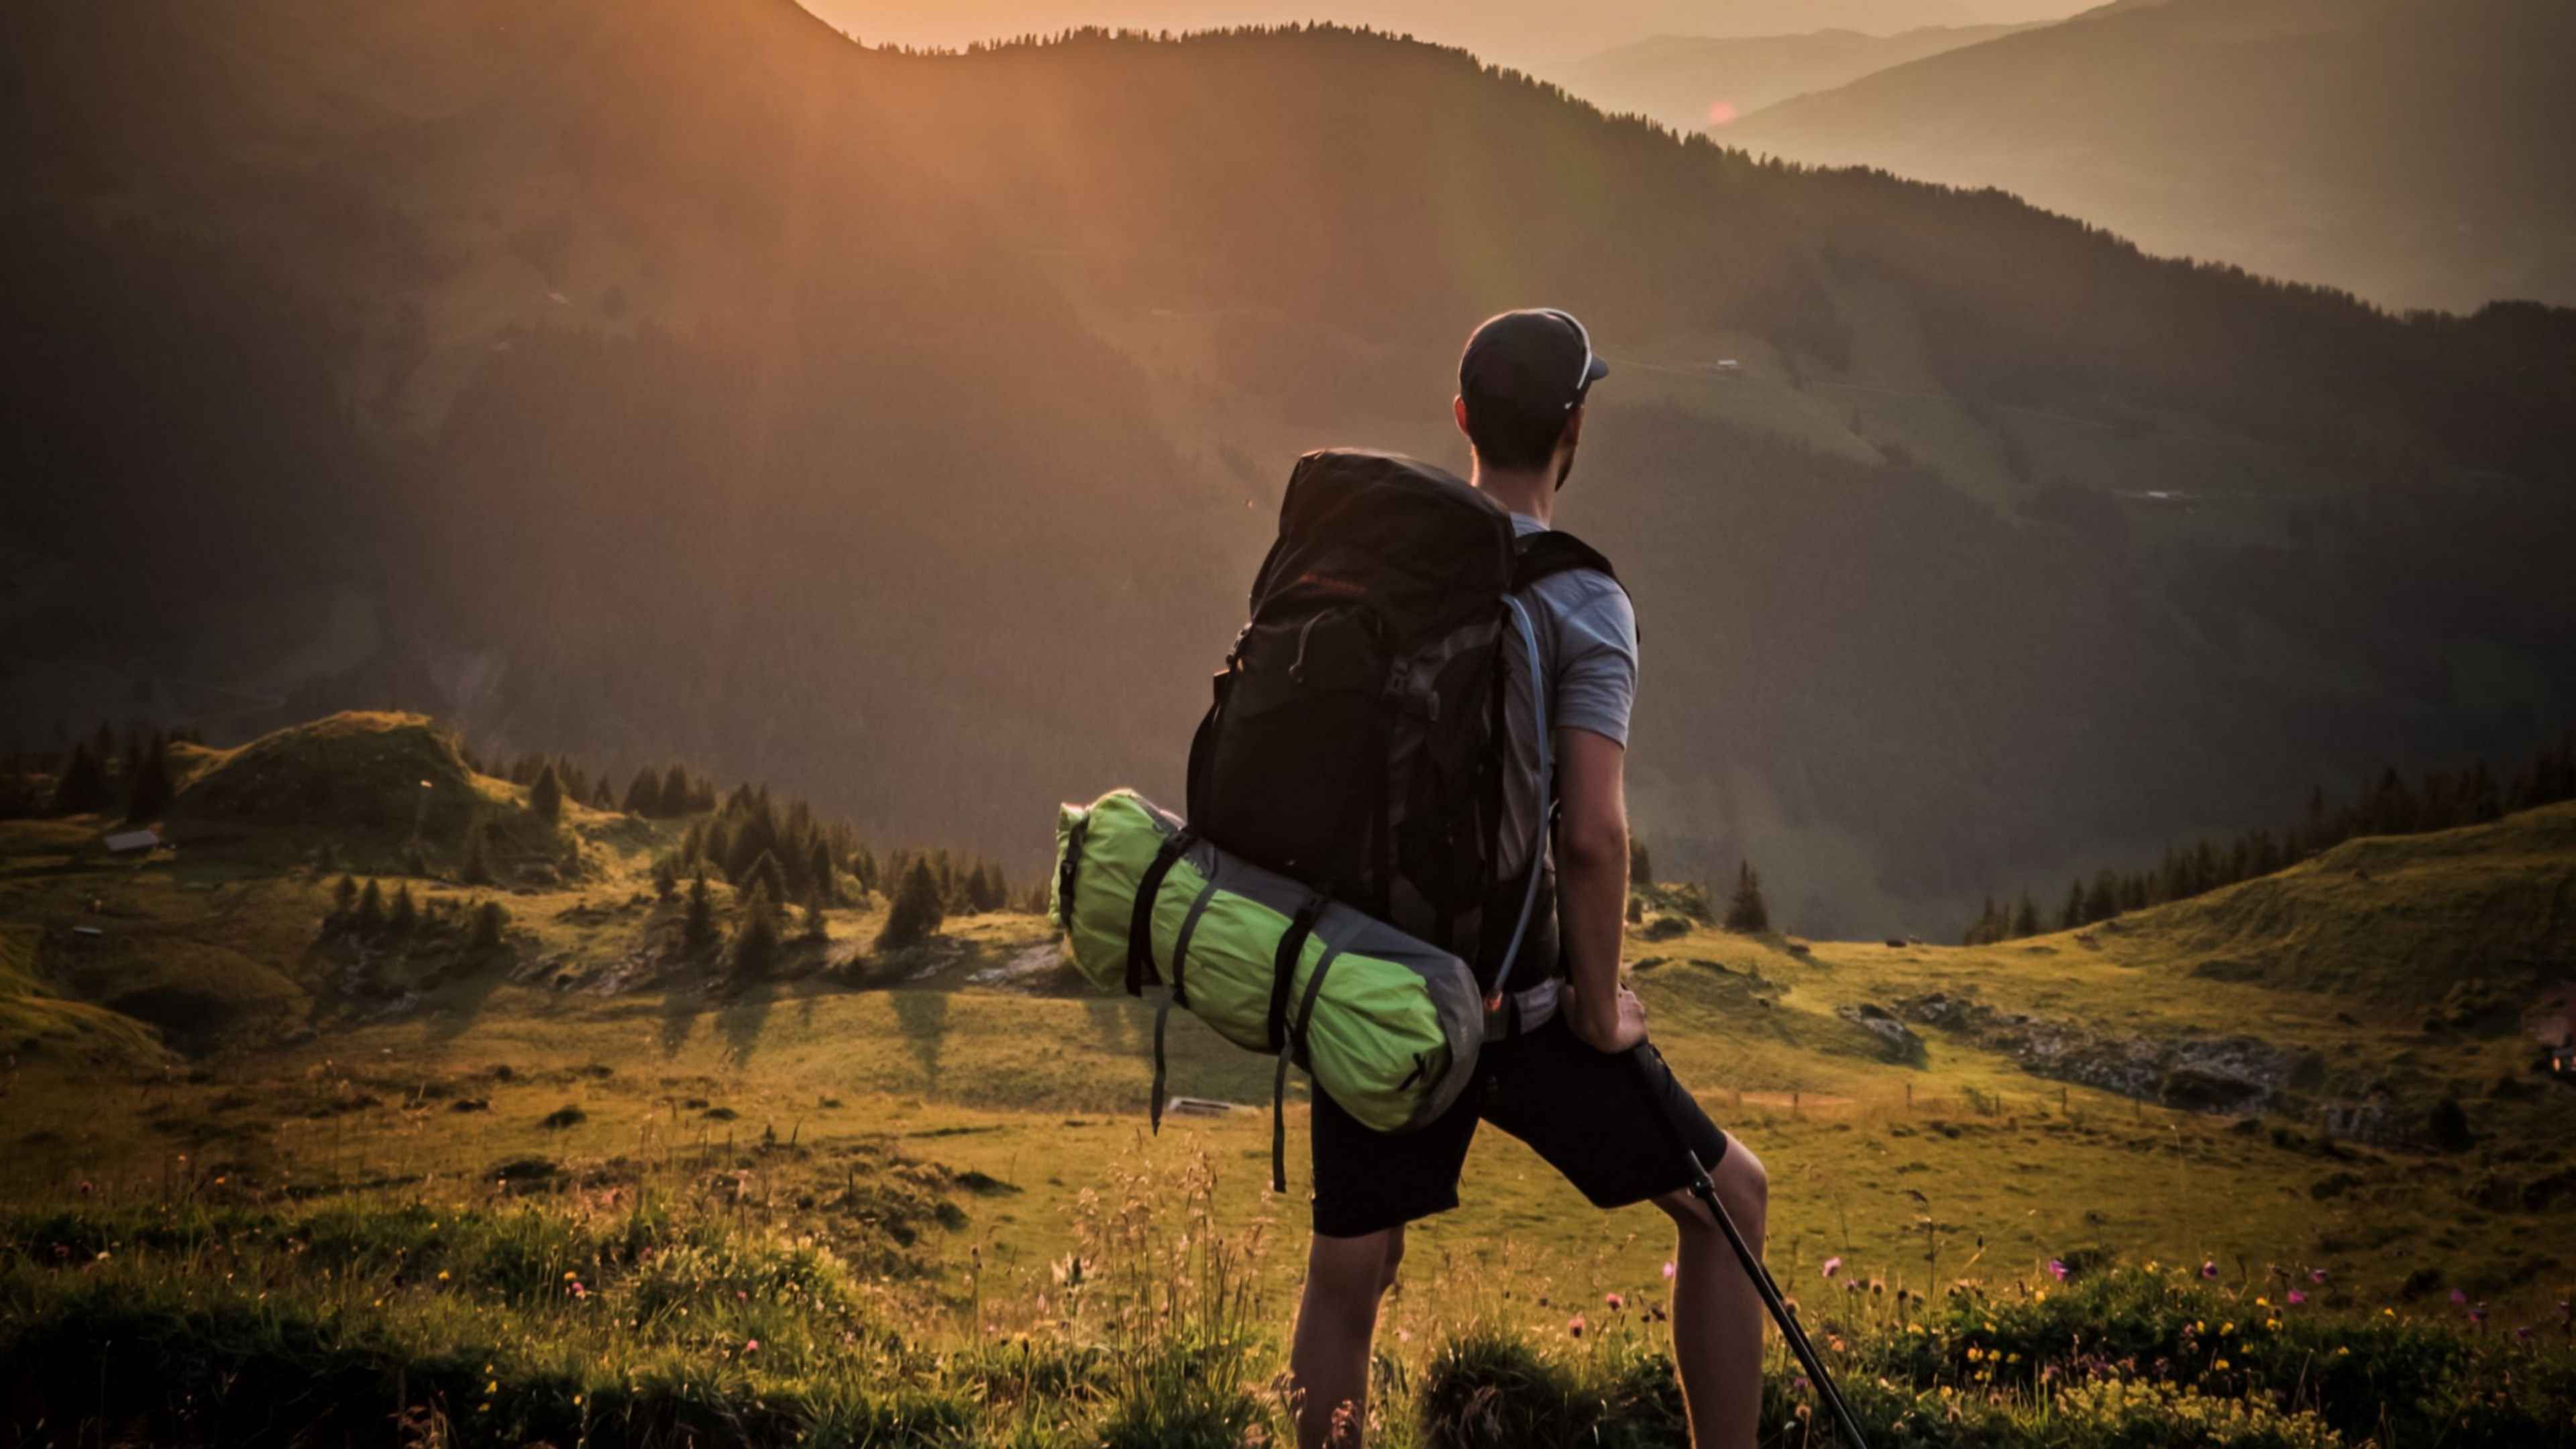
1836, 1002, 1925, 1063
1894, 990, 2321, 1115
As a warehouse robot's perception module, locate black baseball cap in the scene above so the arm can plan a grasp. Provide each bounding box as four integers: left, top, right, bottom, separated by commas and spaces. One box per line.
1459, 309, 1609, 418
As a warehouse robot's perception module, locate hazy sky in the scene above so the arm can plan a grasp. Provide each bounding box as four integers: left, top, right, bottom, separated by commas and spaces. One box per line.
801, 0, 2100, 69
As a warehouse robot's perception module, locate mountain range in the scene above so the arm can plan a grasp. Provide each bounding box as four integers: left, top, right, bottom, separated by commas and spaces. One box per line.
1553, 23, 2035, 133
3, 0, 2571, 936
1720, 0, 2576, 312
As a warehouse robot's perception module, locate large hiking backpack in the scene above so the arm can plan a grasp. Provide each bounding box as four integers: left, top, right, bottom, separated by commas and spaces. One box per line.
1186, 450, 1615, 996
1065, 449, 1621, 1185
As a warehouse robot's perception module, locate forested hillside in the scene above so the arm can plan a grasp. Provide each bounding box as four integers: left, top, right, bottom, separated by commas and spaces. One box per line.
5, 0, 2572, 934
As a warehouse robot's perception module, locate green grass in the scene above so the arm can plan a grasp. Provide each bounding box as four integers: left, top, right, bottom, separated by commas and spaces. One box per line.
5, 714, 2576, 1441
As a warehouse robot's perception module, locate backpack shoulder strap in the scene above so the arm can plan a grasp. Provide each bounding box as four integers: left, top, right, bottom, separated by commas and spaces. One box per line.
1511, 530, 1621, 594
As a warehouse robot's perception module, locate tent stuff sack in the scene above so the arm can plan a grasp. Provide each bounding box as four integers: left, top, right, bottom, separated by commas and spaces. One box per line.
1051, 789, 1483, 1186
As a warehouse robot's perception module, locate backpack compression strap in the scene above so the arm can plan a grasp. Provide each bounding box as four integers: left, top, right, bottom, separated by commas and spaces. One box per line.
1124, 828, 1196, 997
1511, 530, 1619, 592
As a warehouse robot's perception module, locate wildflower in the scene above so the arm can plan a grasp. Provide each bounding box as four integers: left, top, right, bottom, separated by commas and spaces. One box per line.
2286, 1290, 2306, 1306
2335, 1346, 2350, 1357
2469, 1307, 2487, 1330
2200, 1260, 2218, 1280
1603, 1292, 1624, 1310
437, 1271, 450, 1282
2047, 1259, 2068, 1281
2451, 1289, 2468, 1305
2220, 1322, 2233, 1336
2255, 1296, 2269, 1307
1567, 1314, 1586, 1338
2309, 1269, 2326, 1284
565, 1271, 578, 1281
1661, 1260, 1676, 1281
2383, 1307, 2397, 1317
744, 1339, 759, 1352
2213, 1358, 2230, 1371
1821, 1256, 1842, 1279
1966, 1346, 1982, 1362
2516, 1326, 2533, 1342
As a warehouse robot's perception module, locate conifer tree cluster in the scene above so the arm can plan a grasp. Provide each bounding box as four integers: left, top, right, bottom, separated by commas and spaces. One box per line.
1968, 731, 2576, 943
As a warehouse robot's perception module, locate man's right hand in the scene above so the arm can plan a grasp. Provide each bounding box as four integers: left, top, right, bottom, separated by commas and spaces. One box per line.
1568, 980, 1648, 1054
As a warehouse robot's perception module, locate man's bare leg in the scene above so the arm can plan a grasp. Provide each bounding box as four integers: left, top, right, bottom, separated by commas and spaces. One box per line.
1289, 1225, 1405, 1448
1654, 1134, 1768, 1449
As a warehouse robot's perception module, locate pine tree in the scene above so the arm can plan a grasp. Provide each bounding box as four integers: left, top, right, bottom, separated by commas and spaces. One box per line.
461, 824, 495, 886
390, 883, 419, 934
1627, 837, 1654, 887
877, 858, 947, 949
661, 765, 693, 816
123, 739, 174, 822
48, 743, 111, 816
731, 880, 782, 979
1722, 860, 1768, 934
652, 855, 680, 902
800, 893, 830, 943
472, 899, 508, 953
2010, 892, 2040, 938
684, 872, 716, 949
334, 873, 360, 918
529, 763, 566, 822
809, 839, 838, 906
588, 777, 614, 810
356, 879, 387, 934
624, 769, 663, 817
744, 849, 787, 907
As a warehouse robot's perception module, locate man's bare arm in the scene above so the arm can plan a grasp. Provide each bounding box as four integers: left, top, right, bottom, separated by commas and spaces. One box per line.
1556, 725, 1646, 1052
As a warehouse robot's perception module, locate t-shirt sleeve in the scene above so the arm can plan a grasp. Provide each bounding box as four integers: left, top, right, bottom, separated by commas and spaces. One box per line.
1552, 576, 1639, 747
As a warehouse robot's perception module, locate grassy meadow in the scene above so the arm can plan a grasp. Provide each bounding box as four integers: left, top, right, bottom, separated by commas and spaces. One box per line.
3, 714, 2573, 1446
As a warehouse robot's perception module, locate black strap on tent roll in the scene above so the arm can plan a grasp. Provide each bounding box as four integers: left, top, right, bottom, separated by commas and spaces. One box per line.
1124, 828, 1196, 997
1269, 943, 1344, 1192
1264, 895, 1327, 1053
1055, 816, 1089, 936
1629, 1049, 1871, 1448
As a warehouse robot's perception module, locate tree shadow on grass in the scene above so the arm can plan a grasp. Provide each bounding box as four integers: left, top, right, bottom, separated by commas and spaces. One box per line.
716, 979, 773, 1069
659, 977, 705, 1058
421, 956, 510, 1049
1083, 994, 1144, 1057
892, 989, 948, 1093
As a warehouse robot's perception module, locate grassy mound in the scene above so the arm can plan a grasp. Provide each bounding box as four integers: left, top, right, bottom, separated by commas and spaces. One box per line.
170, 712, 502, 841
2123, 801, 2576, 1005
0, 923, 164, 1063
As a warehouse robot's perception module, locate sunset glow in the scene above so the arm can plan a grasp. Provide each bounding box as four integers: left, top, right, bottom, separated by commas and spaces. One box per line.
1709, 99, 1740, 126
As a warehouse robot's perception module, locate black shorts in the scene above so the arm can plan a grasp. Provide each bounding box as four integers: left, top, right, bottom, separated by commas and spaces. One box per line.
1310, 1013, 1730, 1238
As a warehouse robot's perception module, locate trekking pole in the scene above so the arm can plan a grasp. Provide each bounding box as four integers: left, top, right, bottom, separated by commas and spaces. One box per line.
1633, 1050, 1872, 1448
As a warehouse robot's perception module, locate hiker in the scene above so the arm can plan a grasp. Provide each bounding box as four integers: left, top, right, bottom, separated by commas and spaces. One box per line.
1285, 311, 1768, 1449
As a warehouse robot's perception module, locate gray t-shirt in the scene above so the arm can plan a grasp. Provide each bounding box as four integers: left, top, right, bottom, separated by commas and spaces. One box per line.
1511, 513, 1638, 747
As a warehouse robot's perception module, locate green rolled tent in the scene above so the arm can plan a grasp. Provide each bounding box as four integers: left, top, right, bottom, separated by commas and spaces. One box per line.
1052, 790, 1483, 1146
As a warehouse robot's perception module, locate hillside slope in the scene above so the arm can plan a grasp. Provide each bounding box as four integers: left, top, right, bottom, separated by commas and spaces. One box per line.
1723, 0, 2576, 311
4, 0, 2573, 936
1554, 23, 2034, 133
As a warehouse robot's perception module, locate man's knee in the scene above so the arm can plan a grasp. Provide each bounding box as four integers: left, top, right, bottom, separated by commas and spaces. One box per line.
1307, 1226, 1405, 1321
1655, 1136, 1766, 1240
